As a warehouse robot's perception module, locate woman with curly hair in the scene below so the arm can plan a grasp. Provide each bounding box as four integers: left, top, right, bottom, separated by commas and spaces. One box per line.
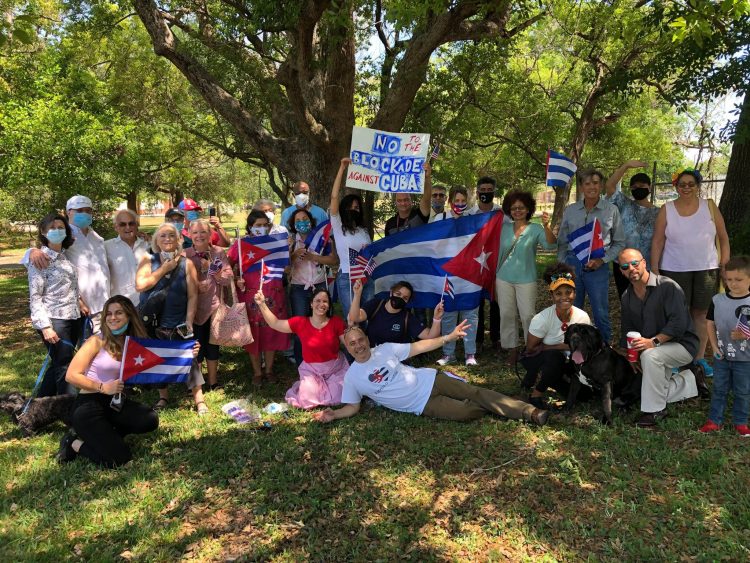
330, 157, 374, 321
651, 168, 730, 375
496, 190, 557, 365
520, 263, 591, 409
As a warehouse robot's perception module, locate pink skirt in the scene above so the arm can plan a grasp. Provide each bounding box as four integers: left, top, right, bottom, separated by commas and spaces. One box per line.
285, 353, 349, 409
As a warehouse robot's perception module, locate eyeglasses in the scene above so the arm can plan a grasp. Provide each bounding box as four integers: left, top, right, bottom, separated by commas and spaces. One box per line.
509, 206, 527, 212
677, 182, 697, 189
550, 273, 573, 281
619, 259, 644, 270
117, 221, 137, 227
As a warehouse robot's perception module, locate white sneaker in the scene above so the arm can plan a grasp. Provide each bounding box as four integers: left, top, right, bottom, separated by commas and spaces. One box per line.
437, 355, 455, 366
465, 354, 478, 366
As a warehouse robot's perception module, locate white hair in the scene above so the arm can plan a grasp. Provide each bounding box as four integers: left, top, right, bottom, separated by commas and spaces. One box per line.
113, 208, 139, 226
151, 222, 184, 254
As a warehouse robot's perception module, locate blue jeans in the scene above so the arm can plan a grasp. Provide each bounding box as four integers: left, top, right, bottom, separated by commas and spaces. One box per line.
336, 272, 374, 323
565, 253, 611, 343
289, 282, 327, 365
37, 317, 82, 397
441, 307, 479, 356
708, 359, 750, 425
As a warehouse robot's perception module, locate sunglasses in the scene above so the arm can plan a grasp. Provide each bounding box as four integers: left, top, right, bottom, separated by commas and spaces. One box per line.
619, 259, 643, 270
117, 221, 137, 227
432, 193, 446, 198
550, 273, 573, 281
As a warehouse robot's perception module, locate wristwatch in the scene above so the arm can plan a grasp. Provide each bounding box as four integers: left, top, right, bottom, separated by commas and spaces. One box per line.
652, 337, 661, 348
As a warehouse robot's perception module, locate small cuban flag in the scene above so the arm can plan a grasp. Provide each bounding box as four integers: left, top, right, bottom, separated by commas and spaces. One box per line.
567, 218, 605, 265
442, 274, 455, 301
546, 150, 577, 189
303, 219, 333, 256
228, 233, 290, 274
119, 337, 195, 385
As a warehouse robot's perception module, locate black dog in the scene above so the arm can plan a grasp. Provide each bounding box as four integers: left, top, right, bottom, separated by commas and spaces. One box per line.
0, 393, 75, 436
564, 324, 641, 424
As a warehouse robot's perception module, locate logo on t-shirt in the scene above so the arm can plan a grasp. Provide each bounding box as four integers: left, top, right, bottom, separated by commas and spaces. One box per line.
368, 367, 390, 383
391, 323, 401, 333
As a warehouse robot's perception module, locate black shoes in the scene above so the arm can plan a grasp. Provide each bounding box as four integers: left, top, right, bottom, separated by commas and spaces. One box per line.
635, 409, 668, 428
56, 431, 78, 463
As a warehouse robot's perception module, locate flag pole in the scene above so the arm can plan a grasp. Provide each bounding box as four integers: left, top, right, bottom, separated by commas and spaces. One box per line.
260, 258, 265, 285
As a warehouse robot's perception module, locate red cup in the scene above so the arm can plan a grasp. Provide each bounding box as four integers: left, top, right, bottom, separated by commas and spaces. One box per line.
626, 331, 641, 362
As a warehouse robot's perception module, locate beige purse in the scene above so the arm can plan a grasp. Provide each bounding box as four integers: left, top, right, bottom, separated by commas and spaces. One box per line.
210, 246, 254, 346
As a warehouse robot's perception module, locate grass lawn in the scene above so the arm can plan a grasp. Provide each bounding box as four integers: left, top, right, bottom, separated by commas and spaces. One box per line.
1, 267, 749, 561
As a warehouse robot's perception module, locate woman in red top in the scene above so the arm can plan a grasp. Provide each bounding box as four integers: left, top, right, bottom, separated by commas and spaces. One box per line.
254, 287, 348, 409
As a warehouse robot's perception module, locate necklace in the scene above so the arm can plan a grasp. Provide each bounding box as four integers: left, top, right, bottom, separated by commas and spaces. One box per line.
556, 308, 572, 332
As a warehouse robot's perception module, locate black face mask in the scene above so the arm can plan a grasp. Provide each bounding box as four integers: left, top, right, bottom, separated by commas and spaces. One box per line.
630, 187, 650, 201
348, 209, 361, 222
478, 192, 494, 204
389, 296, 406, 310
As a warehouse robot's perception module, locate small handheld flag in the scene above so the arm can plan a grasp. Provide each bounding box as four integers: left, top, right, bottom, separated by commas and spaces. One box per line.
304, 219, 333, 256
430, 143, 440, 161
737, 315, 750, 339
546, 150, 577, 189
441, 275, 455, 302
567, 218, 605, 265
119, 336, 195, 385
207, 257, 223, 277
349, 248, 367, 284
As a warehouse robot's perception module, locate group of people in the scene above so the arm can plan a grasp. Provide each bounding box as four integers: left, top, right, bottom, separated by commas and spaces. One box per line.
24, 158, 748, 468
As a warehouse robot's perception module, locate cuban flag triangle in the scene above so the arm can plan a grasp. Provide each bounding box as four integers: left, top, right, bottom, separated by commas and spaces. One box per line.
442, 275, 455, 300
567, 218, 605, 265
546, 150, 577, 189
228, 233, 290, 276
303, 219, 333, 256
119, 336, 195, 385
359, 211, 505, 311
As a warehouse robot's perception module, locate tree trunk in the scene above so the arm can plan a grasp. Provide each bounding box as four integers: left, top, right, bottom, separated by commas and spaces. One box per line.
718, 92, 750, 247
126, 191, 138, 213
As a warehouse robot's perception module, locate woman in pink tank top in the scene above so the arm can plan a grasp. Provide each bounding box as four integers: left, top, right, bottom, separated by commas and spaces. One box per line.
57, 296, 174, 467
651, 169, 730, 375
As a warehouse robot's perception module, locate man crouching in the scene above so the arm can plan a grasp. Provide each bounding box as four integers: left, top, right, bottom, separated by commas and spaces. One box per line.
314, 321, 549, 425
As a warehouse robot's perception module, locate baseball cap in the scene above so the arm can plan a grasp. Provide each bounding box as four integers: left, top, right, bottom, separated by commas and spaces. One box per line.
66, 195, 93, 211
178, 198, 202, 212
165, 207, 184, 218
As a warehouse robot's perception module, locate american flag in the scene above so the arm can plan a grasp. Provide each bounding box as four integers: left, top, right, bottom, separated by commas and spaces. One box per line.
737, 315, 750, 339
349, 248, 374, 283
207, 257, 223, 276
430, 143, 440, 161
442, 275, 455, 300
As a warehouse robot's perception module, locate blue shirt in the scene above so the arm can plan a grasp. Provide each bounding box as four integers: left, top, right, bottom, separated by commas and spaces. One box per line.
605, 190, 660, 268
281, 204, 328, 230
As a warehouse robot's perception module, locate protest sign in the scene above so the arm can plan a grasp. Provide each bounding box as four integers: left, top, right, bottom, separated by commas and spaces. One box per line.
347, 126, 430, 193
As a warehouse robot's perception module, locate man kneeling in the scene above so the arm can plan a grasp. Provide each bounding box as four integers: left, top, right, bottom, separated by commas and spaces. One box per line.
314, 321, 549, 425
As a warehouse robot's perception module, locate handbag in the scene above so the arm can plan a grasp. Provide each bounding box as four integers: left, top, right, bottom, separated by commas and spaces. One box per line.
210, 277, 254, 347
138, 257, 182, 335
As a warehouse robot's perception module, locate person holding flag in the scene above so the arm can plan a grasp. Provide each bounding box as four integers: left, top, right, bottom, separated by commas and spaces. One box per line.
287, 209, 340, 366
700, 255, 750, 437
557, 168, 625, 344
59, 296, 196, 466
330, 157, 374, 321
228, 210, 290, 386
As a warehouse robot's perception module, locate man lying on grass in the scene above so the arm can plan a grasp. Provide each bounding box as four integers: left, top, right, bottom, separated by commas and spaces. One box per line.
313, 321, 549, 425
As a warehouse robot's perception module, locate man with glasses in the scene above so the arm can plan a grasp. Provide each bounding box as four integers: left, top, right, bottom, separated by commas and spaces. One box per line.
105, 209, 151, 306
384, 162, 433, 236
429, 185, 448, 219
618, 248, 704, 427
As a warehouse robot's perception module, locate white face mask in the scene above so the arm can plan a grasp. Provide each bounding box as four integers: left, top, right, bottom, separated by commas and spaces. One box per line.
264, 211, 275, 224
251, 226, 269, 237
160, 251, 176, 261
295, 193, 310, 208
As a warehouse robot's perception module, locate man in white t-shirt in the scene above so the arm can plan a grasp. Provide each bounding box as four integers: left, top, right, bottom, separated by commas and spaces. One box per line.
314, 322, 548, 425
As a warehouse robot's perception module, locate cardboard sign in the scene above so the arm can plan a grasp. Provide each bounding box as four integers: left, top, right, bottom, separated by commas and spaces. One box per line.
347, 126, 430, 193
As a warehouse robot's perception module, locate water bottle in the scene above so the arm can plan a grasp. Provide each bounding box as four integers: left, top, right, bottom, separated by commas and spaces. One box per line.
263, 402, 289, 414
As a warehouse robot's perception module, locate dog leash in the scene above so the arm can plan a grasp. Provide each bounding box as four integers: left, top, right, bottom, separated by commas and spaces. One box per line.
20, 338, 77, 417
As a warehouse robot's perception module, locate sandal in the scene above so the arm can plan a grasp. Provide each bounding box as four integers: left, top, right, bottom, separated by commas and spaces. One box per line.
196, 401, 209, 416
252, 374, 263, 387
208, 383, 223, 392
153, 397, 169, 411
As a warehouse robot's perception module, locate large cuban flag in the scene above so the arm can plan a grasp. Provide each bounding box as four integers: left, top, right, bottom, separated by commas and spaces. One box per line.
119, 337, 195, 385
359, 211, 505, 311
227, 233, 290, 276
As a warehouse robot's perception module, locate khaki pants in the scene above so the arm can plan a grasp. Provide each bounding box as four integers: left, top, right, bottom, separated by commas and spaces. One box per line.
421, 372, 535, 422
640, 343, 697, 412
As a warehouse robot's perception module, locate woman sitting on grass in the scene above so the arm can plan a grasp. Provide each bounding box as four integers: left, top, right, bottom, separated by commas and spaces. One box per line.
254, 286, 348, 409
60, 296, 197, 467
520, 262, 591, 409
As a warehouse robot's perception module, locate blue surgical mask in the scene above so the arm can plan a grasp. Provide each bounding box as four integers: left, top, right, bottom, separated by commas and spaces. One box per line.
71, 212, 92, 229
45, 228, 67, 245
111, 322, 129, 336
295, 220, 312, 234
186, 211, 200, 222
431, 201, 444, 212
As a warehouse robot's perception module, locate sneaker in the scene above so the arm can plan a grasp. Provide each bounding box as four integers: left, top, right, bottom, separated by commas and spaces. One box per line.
465, 354, 478, 366
437, 355, 455, 366
635, 409, 668, 428
736, 424, 750, 437
56, 431, 78, 464
696, 358, 713, 377
699, 420, 721, 433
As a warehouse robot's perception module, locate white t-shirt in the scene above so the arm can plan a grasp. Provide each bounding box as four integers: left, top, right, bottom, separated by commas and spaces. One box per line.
528, 305, 590, 345
330, 213, 371, 273
341, 343, 437, 415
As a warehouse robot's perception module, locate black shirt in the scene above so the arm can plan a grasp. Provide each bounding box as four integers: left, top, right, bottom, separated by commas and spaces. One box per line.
384, 208, 429, 236
363, 299, 426, 346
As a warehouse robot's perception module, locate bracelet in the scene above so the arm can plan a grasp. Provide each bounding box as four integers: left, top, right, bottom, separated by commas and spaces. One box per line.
434, 317, 442, 322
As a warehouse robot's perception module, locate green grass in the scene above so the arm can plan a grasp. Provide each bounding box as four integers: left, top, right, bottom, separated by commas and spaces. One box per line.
1, 269, 749, 561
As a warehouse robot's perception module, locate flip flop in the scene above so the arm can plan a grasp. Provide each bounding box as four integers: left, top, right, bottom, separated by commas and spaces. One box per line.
196, 401, 209, 416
